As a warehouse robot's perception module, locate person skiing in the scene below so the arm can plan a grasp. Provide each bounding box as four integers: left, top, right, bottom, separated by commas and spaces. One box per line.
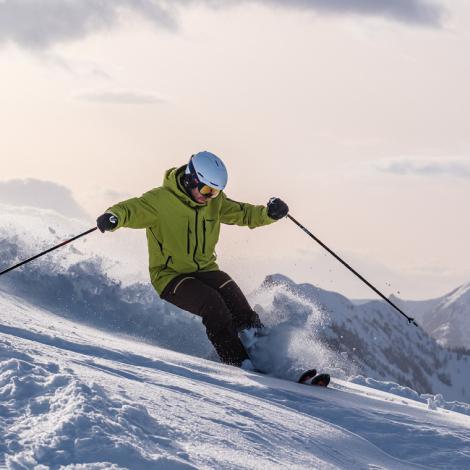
96, 151, 289, 369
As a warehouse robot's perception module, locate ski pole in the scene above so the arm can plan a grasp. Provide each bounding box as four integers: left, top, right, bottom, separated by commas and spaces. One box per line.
0, 227, 98, 277
287, 214, 418, 327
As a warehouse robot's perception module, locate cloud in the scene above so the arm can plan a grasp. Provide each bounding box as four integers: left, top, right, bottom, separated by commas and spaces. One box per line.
375, 157, 470, 178
269, 0, 443, 26
0, 0, 175, 50
0, 0, 445, 50
74, 89, 165, 105
0, 179, 89, 220
38, 52, 113, 79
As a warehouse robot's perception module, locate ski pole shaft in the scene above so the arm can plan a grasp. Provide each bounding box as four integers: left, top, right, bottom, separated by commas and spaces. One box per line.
287, 214, 418, 327
0, 227, 98, 277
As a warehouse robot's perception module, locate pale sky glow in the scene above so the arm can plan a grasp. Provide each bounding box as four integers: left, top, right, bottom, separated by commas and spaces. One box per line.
1, 0, 469, 300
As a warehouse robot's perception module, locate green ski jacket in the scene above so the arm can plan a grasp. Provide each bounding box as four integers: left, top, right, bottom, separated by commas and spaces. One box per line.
107, 166, 276, 295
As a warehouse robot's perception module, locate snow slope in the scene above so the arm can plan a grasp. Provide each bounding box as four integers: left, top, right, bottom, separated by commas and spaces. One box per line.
1, 291, 470, 470
1, 205, 470, 404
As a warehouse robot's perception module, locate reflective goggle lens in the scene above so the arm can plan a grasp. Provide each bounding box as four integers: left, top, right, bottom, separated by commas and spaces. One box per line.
198, 183, 220, 198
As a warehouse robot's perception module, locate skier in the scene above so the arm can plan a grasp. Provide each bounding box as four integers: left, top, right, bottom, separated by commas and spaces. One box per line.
96, 151, 288, 370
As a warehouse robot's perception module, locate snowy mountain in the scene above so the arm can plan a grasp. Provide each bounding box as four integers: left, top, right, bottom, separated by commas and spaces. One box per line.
254, 275, 470, 403
391, 284, 470, 350
1, 289, 470, 469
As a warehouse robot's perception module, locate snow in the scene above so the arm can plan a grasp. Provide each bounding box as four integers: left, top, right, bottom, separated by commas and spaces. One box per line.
0, 202, 148, 286
2, 204, 470, 468
350, 376, 470, 415
254, 274, 470, 403
1, 291, 470, 469
393, 283, 470, 350
2, 204, 470, 403
444, 284, 470, 307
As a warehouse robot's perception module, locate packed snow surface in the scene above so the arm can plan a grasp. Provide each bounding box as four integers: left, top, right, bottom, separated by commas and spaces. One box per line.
1, 291, 470, 470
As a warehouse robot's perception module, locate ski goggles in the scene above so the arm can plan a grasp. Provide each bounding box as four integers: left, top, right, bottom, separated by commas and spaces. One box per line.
198, 183, 220, 199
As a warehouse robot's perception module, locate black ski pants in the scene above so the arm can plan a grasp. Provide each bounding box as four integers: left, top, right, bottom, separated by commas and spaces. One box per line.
161, 270, 261, 366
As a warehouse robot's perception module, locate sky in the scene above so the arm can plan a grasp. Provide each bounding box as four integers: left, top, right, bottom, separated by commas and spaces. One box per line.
0, 0, 469, 300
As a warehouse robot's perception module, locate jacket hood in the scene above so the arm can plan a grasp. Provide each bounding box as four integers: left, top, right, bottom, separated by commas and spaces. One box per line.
163, 166, 196, 207
163, 165, 206, 208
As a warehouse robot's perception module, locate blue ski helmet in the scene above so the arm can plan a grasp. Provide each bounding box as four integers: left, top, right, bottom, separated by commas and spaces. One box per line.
184, 151, 228, 191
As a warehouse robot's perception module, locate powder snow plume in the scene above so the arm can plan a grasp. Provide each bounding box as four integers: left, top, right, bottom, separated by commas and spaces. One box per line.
249, 276, 355, 381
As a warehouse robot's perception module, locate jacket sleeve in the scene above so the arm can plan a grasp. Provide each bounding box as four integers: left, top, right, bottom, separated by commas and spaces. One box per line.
106, 189, 159, 230
219, 193, 276, 229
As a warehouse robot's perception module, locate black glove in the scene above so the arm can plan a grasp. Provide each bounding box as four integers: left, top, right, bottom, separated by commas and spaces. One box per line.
267, 197, 289, 220
96, 212, 118, 233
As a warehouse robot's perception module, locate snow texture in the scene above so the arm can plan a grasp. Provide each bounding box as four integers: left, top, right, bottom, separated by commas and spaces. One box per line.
1, 291, 470, 469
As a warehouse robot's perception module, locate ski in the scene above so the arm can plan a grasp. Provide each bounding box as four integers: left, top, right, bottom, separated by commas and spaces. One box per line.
310, 373, 330, 387
298, 369, 330, 387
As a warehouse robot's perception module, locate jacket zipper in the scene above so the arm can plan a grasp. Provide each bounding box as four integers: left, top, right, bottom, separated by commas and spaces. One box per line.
193, 208, 200, 270
149, 227, 164, 254
202, 218, 206, 254
187, 221, 191, 254
164, 255, 172, 270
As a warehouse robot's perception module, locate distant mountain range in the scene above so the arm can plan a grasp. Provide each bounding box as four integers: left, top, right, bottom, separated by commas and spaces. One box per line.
391, 284, 470, 351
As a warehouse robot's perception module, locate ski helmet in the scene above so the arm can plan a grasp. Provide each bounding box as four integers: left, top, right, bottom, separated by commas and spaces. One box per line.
184, 151, 228, 195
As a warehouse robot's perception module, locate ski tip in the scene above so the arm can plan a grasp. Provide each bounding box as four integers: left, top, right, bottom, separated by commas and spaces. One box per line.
310, 373, 330, 387
298, 369, 317, 384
